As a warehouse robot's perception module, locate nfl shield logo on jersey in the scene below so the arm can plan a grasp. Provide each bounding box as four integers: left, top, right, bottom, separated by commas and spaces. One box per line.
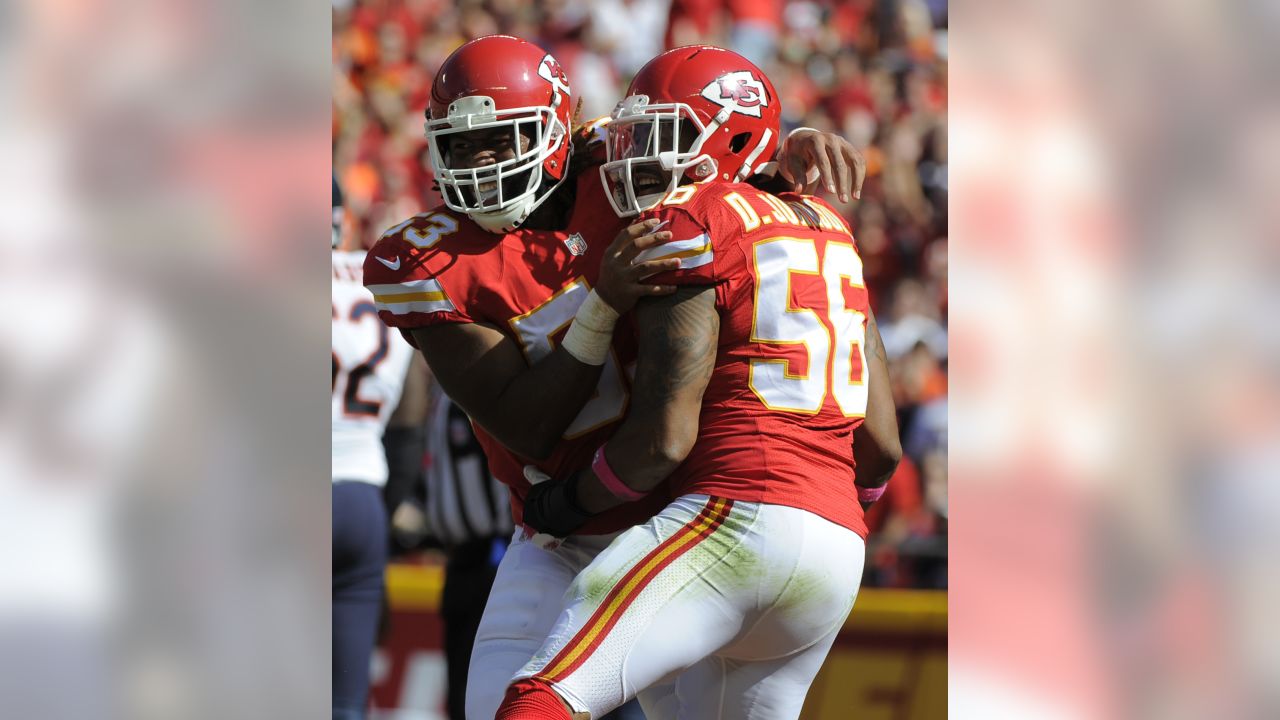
564, 233, 587, 256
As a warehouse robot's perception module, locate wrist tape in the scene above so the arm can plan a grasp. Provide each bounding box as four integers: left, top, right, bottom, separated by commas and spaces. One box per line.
561, 290, 620, 365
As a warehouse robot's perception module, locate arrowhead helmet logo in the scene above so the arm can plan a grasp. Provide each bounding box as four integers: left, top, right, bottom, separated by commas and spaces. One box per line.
537, 54, 572, 104
700, 71, 768, 118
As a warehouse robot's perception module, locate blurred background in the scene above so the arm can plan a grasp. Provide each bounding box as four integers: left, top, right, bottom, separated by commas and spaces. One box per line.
948, 3, 1280, 718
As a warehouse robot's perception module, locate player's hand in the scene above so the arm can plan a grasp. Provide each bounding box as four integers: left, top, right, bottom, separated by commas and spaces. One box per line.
595, 218, 679, 314
522, 472, 593, 538
390, 500, 429, 549
778, 129, 867, 203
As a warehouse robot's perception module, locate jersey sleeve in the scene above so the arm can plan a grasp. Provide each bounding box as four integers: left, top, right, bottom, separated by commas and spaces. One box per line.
633, 205, 719, 286
362, 220, 475, 333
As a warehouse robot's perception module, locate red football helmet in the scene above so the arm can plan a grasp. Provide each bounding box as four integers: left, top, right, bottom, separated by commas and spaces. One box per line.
601, 45, 781, 217
425, 35, 574, 232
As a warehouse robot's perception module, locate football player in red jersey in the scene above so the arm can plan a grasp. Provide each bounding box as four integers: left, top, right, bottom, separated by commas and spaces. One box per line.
501, 47, 902, 720
361, 35, 866, 719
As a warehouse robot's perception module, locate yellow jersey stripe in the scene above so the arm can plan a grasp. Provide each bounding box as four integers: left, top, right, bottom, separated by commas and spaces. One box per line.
373, 290, 449, 304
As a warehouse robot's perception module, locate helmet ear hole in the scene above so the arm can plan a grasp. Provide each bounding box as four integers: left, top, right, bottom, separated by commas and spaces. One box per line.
729, 132, 752, 153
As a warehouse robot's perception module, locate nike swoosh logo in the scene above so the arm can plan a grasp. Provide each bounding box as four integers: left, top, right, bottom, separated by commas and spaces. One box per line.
376, 256, 401, 271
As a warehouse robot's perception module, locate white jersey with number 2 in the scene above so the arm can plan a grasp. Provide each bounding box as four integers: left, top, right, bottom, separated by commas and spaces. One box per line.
332, 250, 413, 486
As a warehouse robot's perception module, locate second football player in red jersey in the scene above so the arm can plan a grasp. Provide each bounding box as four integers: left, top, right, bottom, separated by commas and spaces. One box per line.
506, 47, 902, 719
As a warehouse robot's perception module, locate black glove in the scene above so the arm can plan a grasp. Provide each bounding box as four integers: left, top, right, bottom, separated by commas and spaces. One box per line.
522, 472, 593, 538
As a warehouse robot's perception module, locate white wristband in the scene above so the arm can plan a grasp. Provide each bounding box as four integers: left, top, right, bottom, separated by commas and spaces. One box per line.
561, 290, 620, 365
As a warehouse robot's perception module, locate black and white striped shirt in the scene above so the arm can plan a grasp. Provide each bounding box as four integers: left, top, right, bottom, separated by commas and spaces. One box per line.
424, 392, 513, 546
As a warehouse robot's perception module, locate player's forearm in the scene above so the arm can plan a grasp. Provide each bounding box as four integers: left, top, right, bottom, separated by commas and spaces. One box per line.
382, 424, 427, 512
853, 310, 901, 488
484, 348, 605, 460
575, 409, 700, 514
613, 414, 699, 485
483, 287, 625, 459
412, 322, 607, 462
575, 287, 719, 513
853, 425, 901, 489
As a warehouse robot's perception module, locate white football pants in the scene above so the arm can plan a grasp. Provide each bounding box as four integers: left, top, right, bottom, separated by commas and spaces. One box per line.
466, 526, 629, 719
513, 494, 865, 719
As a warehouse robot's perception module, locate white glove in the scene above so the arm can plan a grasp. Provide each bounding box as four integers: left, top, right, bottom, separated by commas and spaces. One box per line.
523, 464, 551, 485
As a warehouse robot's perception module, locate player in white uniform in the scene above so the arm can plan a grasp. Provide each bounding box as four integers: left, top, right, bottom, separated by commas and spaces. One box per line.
331, 251, 415, 487
331, 177, 416, 720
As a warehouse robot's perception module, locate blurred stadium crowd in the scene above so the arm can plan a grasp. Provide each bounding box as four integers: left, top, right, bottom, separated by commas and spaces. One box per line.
333, 0, 948, 588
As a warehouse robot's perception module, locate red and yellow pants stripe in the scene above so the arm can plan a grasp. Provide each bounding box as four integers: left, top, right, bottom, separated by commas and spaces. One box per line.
533, 496, 735, 684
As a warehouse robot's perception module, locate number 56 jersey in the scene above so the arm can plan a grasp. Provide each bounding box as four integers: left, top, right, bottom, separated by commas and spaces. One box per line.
638, 183, 873, 538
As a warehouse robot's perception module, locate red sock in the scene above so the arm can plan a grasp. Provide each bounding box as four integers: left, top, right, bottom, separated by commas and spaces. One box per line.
494, 678, 573, 720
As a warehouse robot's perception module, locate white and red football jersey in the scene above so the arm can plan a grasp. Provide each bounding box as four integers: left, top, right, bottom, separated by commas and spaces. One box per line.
362, 174, 670, 534
332, 250, 414, 486
635, 182, 872, 537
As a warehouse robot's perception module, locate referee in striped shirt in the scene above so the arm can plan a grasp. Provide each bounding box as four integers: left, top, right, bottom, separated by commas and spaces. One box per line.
422, 388, 512, 720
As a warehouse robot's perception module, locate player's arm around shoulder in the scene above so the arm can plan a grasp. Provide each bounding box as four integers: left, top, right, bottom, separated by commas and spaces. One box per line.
768, 127, 867, 203
574, 284, 720, 514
